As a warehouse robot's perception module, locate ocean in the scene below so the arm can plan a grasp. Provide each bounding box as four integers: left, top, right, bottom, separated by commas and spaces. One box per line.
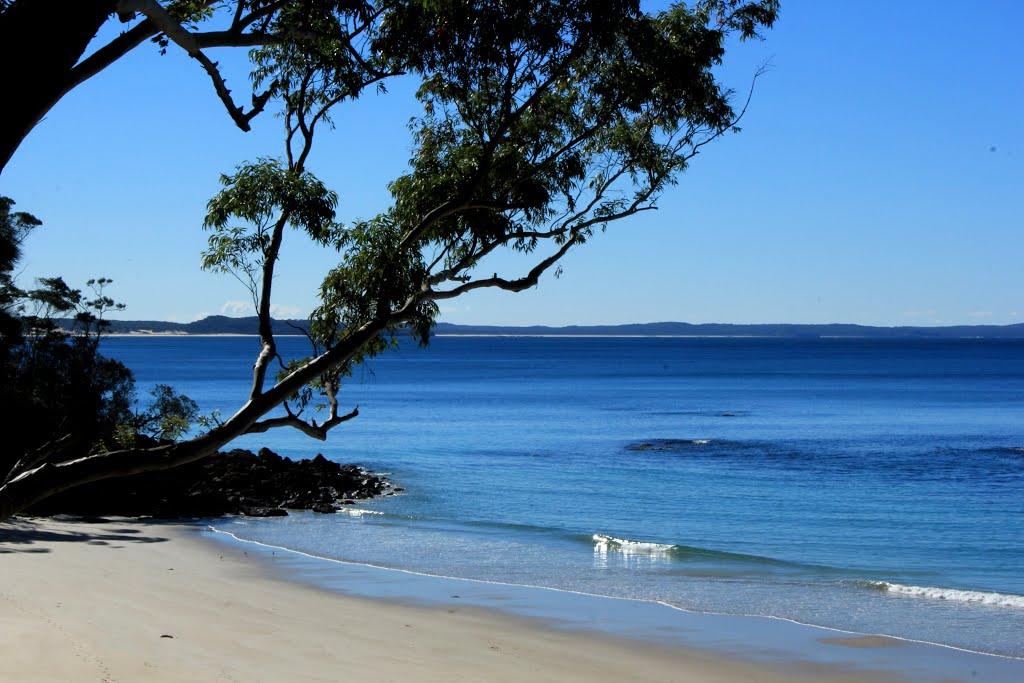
104, 336, 1024, 659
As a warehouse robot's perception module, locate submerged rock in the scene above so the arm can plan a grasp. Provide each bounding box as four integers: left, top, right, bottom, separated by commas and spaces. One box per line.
626, 438, 715, 452
28, 448, 393, 518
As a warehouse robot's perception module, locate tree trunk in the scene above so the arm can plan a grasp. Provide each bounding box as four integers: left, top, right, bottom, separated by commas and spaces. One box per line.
0, 440, 216, 520
0, 0, 118, 173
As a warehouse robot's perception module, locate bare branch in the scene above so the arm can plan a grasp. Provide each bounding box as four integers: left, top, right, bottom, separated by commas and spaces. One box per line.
116, 0, 264, 132
428, 233, 582, 300
245, 406, 360, 441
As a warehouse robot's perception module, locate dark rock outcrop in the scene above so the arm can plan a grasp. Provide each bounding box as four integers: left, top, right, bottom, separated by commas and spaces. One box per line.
28, 447, 392, 518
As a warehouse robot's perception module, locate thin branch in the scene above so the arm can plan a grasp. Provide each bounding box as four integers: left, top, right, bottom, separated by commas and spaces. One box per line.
428, 233, 582, 300
397, 199, 533, 253
234, 0, 288, 32
244, 406, 359, 440
193, 30, 277, 48
230, 0, 246, 31
396, 37, 595, 253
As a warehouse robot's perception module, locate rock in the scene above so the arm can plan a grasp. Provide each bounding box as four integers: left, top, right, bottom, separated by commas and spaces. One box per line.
258, 447, 283, 463
28, 447, 394, 519
242, 507, 288, 517
312, 504, 338, 514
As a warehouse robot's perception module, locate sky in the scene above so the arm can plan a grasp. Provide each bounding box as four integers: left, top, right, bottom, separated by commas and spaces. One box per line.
3, 1, 1022, 327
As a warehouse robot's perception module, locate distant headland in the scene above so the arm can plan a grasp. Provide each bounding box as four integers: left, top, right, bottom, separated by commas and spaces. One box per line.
63, 315, 1024, 339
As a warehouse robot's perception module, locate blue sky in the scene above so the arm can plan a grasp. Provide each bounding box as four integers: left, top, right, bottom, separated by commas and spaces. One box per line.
3, 1, 1022, 326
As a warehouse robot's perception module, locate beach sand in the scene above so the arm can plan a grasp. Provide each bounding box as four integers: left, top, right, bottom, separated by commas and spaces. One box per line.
0, 517, 895, 682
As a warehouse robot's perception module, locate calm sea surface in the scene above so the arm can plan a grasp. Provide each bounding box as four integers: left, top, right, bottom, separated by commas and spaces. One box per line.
104, 336, 1024, 657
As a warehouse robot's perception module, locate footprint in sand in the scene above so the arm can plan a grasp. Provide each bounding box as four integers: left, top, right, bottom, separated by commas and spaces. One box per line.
0, 591, 116, 682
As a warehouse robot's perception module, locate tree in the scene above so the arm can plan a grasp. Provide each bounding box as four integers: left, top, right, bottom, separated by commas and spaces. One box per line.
0, 0, 778, 519
0, 199, 199, 484
0, 0, 393, 173
0, 197, 41, 343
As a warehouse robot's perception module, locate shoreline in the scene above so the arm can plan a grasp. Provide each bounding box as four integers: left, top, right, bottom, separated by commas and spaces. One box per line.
203, 522, 1024, 664
203, 521, 1024, 681
0, 517, 902, 682
4, 518, 1021, 681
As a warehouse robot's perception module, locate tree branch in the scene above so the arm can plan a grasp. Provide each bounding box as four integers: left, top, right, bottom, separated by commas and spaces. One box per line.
193, 30, 277, 49
245, 406, 359, 440
0, 315, 389, 520
397, 200, 533, 253
250, 212, 289, 399
428, 232, 581, 300
66, 20, 158, 96
116, 0, 264, 131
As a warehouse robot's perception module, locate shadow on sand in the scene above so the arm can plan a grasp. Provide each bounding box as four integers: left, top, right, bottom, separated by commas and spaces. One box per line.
0, 517, 171, 554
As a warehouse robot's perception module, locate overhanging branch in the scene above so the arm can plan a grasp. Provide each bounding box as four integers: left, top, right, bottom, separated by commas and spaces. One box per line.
116, 0, 265, 131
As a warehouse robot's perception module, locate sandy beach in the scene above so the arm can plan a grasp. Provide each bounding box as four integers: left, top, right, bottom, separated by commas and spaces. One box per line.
0, 517, 901, 683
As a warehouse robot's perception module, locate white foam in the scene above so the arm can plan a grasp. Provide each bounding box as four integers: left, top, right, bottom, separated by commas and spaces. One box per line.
869, 582, 1024, 608
691, 439, 711, 445
593, 534, 675, 557
339, 508, 384, 517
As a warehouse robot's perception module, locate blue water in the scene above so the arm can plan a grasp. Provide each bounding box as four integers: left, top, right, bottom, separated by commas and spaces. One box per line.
105, 336, 1024, 658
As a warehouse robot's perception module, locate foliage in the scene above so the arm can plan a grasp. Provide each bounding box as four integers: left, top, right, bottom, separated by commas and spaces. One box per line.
201, 0, 778, 435
201, 159, 340, 300
133, 384, 201, 442
0, 196, 41, 344
0, 198, 197, 483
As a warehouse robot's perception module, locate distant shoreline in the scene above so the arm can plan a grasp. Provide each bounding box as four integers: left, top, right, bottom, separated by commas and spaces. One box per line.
103, 332, 1024, 340
74, 315, 1024, 339
105, 334, 790, 339
106, 332, 263, 337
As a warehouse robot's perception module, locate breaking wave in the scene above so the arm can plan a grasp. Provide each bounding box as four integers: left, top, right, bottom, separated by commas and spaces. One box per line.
588, 534, 838, 572
592, 534, 676, 556
338, 508, 385, 517
861, 581, 1024, 608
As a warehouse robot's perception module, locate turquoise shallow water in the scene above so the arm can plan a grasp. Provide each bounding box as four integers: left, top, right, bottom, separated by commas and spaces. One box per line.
105, 336, 1024, 658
